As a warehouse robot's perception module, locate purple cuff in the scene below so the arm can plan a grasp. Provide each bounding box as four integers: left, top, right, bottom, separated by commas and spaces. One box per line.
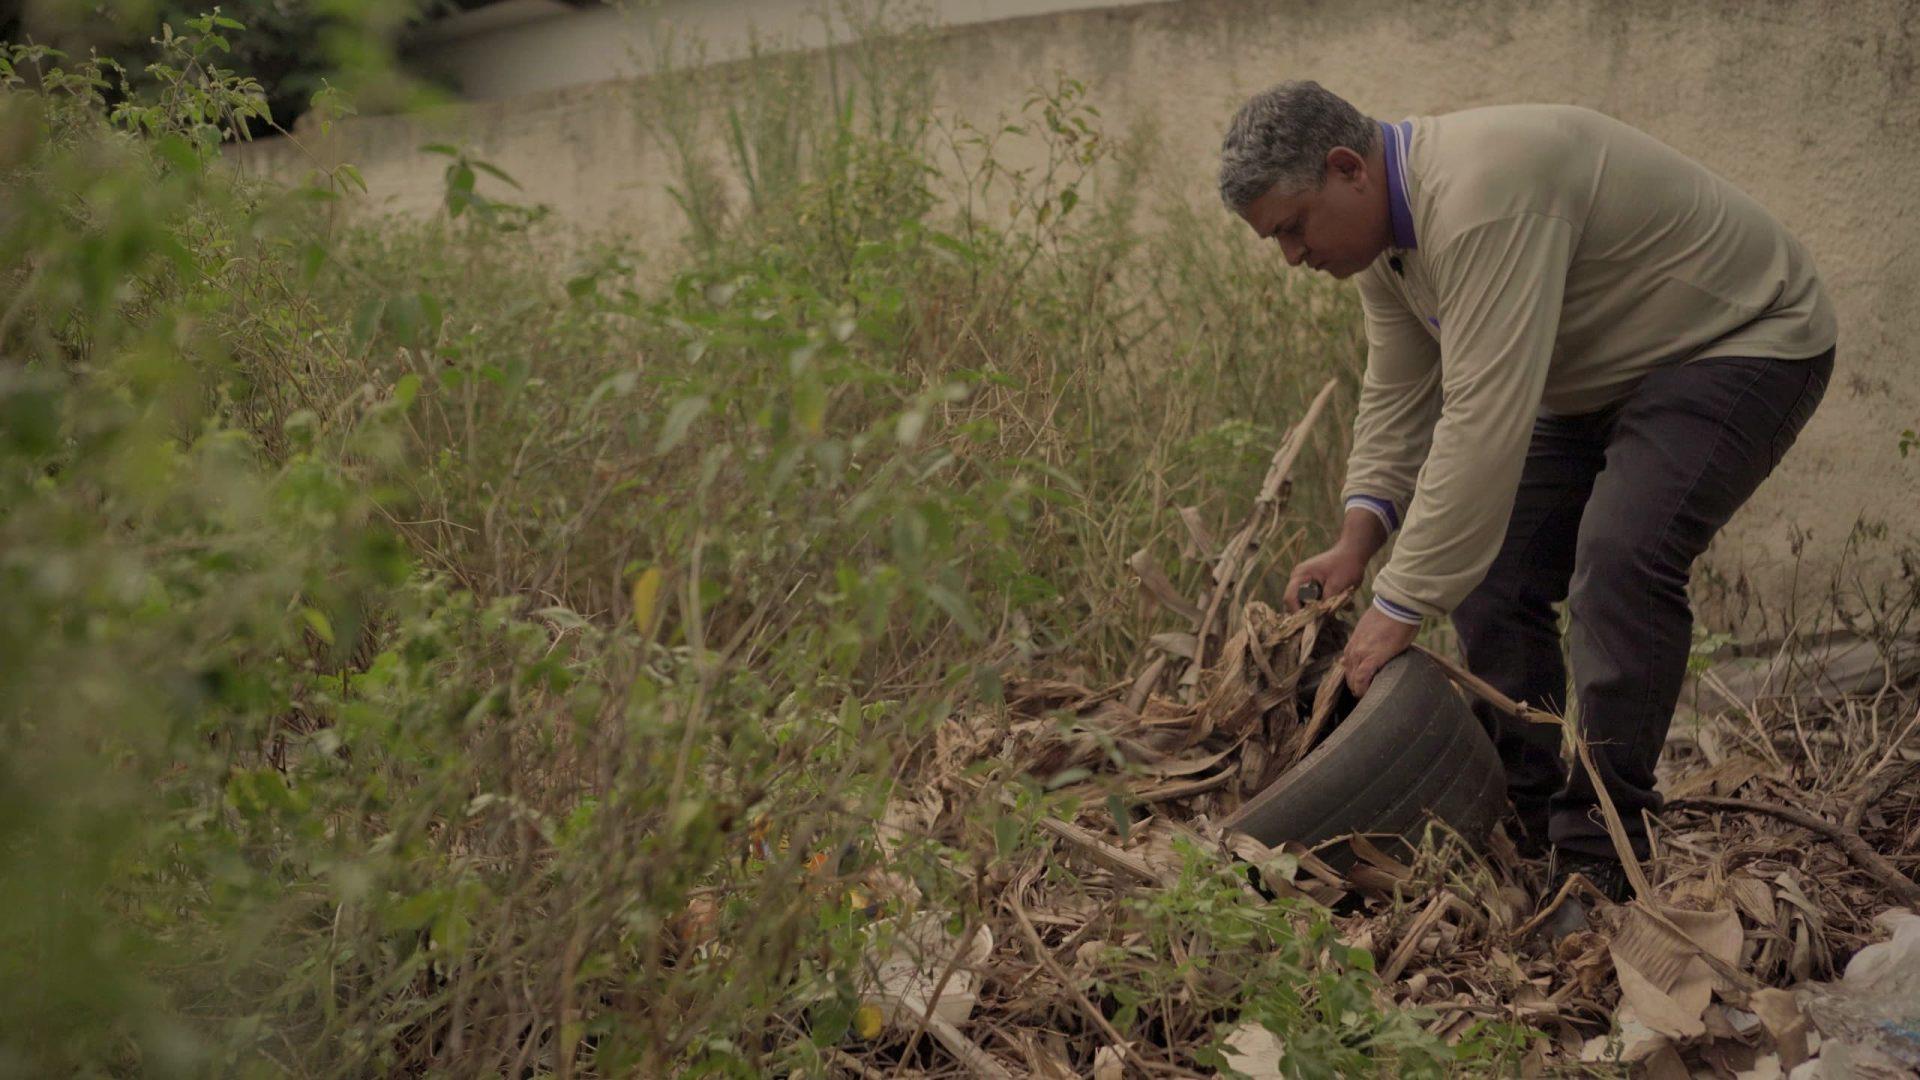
1372, 594, 1424, 625
1345, 494, 1401, 533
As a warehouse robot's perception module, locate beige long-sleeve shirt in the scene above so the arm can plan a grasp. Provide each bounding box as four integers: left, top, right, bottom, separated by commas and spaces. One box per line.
1343, 105, 1837, 623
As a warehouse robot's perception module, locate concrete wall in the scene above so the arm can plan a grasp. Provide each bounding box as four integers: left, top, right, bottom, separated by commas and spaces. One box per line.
233, 0, 1920, 616
406, 0, 1159, 101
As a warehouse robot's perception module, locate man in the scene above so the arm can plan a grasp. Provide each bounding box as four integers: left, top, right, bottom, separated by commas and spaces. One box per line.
1217, 82, 1836, 904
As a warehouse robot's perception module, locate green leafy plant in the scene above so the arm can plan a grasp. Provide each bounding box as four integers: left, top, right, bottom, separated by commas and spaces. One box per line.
0, 9, 1507, 1076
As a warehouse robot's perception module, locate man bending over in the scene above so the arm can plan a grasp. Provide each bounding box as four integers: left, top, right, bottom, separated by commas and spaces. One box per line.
1217, 82, 1835, 915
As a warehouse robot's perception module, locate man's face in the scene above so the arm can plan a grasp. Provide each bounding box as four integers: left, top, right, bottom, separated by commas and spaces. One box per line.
1235, 147, 1390, 279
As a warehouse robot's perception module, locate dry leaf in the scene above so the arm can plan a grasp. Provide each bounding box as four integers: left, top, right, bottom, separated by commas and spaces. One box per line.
1006, 1029, 1076, 1078
855, 395, 1920, 1079
1177, 506, 1217, 561
1221, 1023, 1285, 1078
1580, 1007, 1670, 1063
676, 893, 719, 950
1149, 631, 1200, 660
1130, 549, 1201, 622
1615, 954, 1708, 1039
1348, 834, 1414, 881
1608, 902, 1742, 1039
1728, 874, 1778, 929
1643, 1043, 1692, 1080
1665, 752, 1768, 801
863, 913, 992, 1028
1750, 988, 1810, 1068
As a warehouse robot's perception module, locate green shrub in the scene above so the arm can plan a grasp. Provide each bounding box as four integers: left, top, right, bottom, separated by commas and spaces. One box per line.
0, 14, 1528, 1076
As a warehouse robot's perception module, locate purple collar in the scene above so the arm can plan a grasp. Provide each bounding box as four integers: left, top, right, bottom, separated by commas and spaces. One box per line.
1380, 120, 1417, 250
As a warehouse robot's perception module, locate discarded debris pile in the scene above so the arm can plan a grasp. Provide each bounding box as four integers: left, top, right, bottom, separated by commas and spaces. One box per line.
825, 382, 1920, 1077
993, 592, 1351, 825
991, 380, 1356, 827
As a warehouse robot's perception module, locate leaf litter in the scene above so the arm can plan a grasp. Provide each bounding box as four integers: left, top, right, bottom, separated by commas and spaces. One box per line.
782, 380, 1920, 1077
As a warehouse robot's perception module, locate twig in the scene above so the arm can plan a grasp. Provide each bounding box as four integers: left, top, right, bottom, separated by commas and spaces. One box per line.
1411, 645, 1558, 728
1513, 874, 1608, 940
1131, 769, 1236, 803
824, 1046, 888, 1080
1379, 894, 1451, 982
1032, 814, 1165, 886
1221, 381, 1334, 547
1189, 379, 1339, 674
1700, 668, 1791, 773
1290, 657, 1347, 763
896, 916, 979, 1070
1671, 795, 1920, 907
920, 1013, 1015, 1079
1843, 706, 1920, 830
1009, 892, 1150, 1079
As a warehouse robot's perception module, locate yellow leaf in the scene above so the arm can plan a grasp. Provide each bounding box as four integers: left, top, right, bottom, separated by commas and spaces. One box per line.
302, 607, 334, 645
631, 567, 662, 637
853, 1003, 884, 1040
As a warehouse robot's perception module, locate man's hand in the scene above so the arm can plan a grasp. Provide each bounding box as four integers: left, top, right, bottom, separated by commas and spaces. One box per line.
1287, 506, 1392, 613
1285, 544, 1369, 612
1343, 606, 1420, 696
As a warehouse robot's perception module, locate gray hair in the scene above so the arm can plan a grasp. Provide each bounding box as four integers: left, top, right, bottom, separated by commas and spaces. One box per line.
1218, 81, 1378, 210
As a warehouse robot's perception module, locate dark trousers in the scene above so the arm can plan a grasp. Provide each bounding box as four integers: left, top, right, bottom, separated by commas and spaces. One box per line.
1451, 348, 1834, 858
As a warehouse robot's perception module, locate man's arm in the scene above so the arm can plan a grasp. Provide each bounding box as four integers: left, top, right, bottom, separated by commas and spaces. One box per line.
1369, 213, 1574, 621
1288, 267, 1438, 610
1341, 267, 1443, 535
1341, 214, 1572, 695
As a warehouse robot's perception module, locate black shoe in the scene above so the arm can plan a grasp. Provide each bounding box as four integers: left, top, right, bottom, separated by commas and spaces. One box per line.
1546, 849, 1631, 904
1537, 849, 1631, 943
1504, 816, 1550, 861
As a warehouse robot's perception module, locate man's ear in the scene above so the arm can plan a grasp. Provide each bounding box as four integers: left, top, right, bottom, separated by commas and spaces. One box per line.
1326, 146, 1367, 188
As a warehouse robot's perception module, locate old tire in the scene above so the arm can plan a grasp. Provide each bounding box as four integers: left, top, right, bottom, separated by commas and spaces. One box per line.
1223, 650, 1506, 860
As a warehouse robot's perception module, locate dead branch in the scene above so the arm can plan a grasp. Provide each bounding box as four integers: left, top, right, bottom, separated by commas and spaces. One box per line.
1186, 378, 1339, 681
1671, 795, 1920, 907
1008, 892, 1151, 1079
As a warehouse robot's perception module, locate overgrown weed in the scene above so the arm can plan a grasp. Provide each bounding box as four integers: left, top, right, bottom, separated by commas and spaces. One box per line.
0, 11, 1544, 1076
